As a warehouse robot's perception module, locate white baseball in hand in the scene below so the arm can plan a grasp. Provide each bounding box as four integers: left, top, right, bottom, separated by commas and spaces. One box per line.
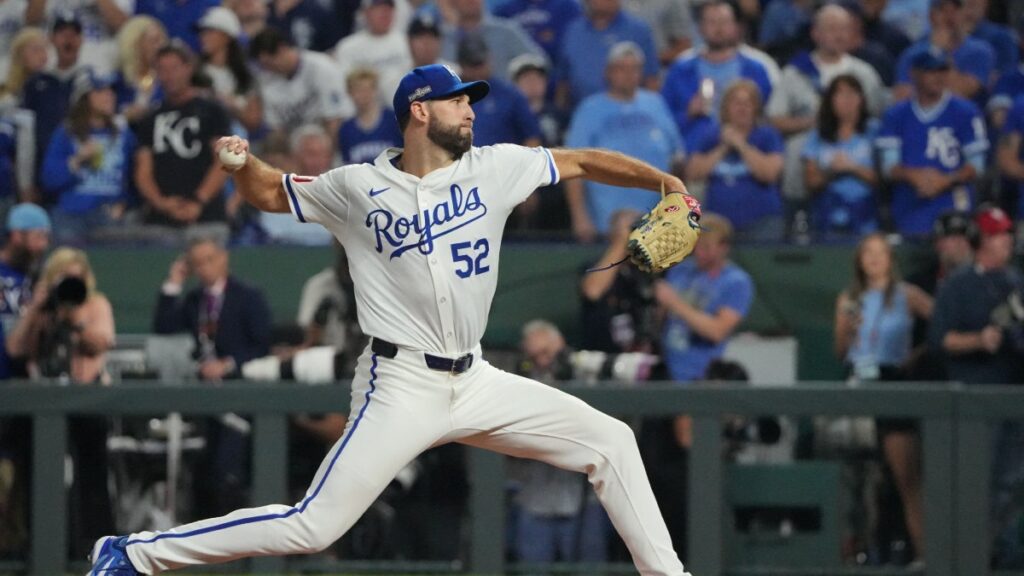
218, 146, 247, 169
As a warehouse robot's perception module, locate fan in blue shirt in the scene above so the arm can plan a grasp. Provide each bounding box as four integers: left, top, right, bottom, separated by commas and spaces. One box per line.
135, 0, 220, 51
661, 0, 773, 147
456, 34, 542, 148
564, 42, 683, 239
802, 75, 880, 238
962, 0, 1019, 76
0, 203, 51, 379
686, 80, 785, 242
338, 69, 403, 165
656, 213, 754, 383
988, 65, 1024, 130
878, 49, 988, 236
894, 0, 995, 107
557, 3, 659, 108
40, 74, 137, 244
493, 0, 582, 63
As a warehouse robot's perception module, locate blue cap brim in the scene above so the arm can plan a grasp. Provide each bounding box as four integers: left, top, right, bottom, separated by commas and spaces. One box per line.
434, 80, 490, 104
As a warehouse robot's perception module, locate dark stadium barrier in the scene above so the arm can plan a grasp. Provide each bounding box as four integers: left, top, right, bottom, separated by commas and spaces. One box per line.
0, 381, 1013, 576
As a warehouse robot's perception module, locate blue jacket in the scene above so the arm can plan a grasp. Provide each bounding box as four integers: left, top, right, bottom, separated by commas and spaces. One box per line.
40, 123, 136, 213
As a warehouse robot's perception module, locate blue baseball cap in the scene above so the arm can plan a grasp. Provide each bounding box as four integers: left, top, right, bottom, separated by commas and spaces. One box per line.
910, 48, 951, 71
7, 203, 51, 232
392, 64, 489, 123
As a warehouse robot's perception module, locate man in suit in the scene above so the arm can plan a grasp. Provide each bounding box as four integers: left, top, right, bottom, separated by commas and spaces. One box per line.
154, 235, 271, 379
153, 234, 272, 514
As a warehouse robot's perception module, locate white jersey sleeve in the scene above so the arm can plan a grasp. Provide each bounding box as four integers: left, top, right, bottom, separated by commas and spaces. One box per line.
282, 169, 351, 232
489, 144, 560, 208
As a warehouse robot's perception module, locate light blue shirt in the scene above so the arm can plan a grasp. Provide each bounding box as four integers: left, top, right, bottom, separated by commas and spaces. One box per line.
565, 89, 683, 232
847, 286, 912, 369
662, 260, 754, 382
695, 57, 741, 121
557, 10, 659, 106
801, 124, 879, 234
882, 0, 930, 41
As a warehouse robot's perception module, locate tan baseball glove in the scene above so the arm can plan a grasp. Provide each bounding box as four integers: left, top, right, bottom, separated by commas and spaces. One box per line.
626, 186, 702, 273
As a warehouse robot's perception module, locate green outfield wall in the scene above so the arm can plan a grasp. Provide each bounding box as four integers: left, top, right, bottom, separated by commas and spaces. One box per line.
85, 242, 933, 381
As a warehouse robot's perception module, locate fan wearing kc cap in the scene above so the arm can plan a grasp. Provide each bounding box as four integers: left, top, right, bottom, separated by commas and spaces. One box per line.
89, 64, 697, 576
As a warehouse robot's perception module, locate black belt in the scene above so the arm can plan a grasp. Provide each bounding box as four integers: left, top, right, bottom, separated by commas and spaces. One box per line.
371, 337, 474, 375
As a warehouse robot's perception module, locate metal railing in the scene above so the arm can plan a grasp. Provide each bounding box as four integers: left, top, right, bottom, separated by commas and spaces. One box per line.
0, 381, 1014, 575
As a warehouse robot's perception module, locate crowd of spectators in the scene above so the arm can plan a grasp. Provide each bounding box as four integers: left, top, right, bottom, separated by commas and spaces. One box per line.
0, 0, 1022, 571
0, 0, 1014, 246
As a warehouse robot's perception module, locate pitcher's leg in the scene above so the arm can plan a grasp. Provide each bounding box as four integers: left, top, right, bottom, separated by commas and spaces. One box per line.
451, 364, 689, 576
124, 352, 449, 574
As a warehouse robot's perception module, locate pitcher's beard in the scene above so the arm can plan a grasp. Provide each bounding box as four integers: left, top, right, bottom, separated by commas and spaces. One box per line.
427, 117, 473, 158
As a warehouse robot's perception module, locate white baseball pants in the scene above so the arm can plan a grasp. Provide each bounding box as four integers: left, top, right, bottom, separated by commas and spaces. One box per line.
124, 344, 690, 576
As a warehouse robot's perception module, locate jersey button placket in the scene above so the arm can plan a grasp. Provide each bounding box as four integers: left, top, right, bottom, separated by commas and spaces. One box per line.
420, 186, 456, 353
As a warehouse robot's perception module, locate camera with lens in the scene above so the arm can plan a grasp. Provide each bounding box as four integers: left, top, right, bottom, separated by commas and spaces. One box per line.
43, 276, 88, 312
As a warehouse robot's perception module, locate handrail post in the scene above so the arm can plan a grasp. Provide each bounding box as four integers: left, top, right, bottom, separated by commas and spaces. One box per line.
923, 414, 955, 576
250, 412, 288, 574
956, 416, 989, 576
688, 415, 723, 576
469, 448, 505, 575
31, 413, 66, 575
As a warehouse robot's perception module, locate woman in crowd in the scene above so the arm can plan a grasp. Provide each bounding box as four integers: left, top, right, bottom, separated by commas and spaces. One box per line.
685, 80, 785, 242
113, 15, 168, 123
833, 233, 933, 565
41, 73, 137, 245
803, 74, 879, 240
5, 247, 115, 556
197, 7, 263, 134
0, 28, 48, 107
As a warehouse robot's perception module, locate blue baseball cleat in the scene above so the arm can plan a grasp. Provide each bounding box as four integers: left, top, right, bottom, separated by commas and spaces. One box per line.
87, 536, 138, 575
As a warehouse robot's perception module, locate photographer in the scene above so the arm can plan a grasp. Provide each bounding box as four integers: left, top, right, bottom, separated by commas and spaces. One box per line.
580, 209, 658, 354
510, 320, 611, 564
295, 242, 365, 374
6, 247, 115, 384
4, 247, 115, 557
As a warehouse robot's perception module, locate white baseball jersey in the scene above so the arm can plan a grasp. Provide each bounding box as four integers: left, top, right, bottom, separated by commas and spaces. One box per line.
282, 144, 559, 355
258, 50, 349, 130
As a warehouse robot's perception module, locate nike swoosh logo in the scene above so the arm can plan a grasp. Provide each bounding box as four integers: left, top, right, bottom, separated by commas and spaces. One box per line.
369, 187, 390, 197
